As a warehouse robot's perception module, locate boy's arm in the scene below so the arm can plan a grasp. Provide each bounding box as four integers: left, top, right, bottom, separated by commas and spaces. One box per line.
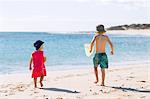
106, 36, 114, 55
90, 35, 97, 53
29, 57, 33, 70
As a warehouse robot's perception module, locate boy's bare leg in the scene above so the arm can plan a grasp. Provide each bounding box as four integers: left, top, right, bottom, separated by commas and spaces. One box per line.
34, 78, 37, 88
40, 76, 44, 87
94, 66, 99, 83
101, 69, 105, 86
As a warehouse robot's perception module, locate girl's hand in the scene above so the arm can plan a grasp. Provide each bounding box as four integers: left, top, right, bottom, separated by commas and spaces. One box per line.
29, 66, 32, 70
29, 57, 33, 70
44, 57, 46, 62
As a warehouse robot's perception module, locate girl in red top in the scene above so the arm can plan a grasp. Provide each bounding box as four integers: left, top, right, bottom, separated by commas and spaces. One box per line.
29, 40, 47, 88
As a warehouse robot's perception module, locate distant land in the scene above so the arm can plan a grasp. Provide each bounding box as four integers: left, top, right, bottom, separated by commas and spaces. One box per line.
107, 24, 150, 30
70, 24, 150, 34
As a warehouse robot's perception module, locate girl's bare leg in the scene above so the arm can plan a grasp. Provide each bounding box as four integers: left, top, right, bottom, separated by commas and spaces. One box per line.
40, 76, 44, 87
34, 78, 37, 88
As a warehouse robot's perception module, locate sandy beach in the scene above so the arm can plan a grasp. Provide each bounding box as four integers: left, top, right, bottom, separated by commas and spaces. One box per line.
0, 65, 149, 99
0, 0, 150, 98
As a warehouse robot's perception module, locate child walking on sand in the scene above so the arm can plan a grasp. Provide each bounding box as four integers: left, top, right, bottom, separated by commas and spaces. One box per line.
29, 40, 47, 88
90, 25, 114, 86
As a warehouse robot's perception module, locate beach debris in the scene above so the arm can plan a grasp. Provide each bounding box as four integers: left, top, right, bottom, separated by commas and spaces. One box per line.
140, 86, 144, 89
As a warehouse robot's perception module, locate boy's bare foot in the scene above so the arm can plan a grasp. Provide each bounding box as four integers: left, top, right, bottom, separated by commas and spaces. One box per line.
94, 81, 99, 84
34, 85, 37, 88
101, 83, 105, 86
40, 81, 43, 87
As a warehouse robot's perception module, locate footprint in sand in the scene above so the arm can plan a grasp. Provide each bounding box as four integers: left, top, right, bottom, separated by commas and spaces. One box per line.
140, 96, 146, 98
1, 84, 13, 89
30, 94, 33, 96
122, 94, 132, 97
12, 84, 27, 92
9, 91, 15, 95
56, 97, 63, 99
16, 85, 27, 91
34, 91, 39, 94
63, 74, 74, 78
128, 76, 135, 78
130, 72, 134, 74
122, 89, 128, 92
0, 90, 8, 93
126, 78, 130, 80
93, 92, 99, 95
5, 94, 8, 96
43, 94, 48, 97
100, 89, 112, 94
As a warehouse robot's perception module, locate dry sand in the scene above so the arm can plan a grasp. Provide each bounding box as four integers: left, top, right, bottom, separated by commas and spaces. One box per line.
0, 65, 149, 99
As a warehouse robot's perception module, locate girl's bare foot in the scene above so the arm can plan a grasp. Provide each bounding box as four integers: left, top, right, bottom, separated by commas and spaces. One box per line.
40, 81, 43, 87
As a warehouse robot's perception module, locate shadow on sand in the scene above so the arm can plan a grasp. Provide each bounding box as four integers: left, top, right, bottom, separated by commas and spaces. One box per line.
106, 86, 150, 93
41, 87, 80, 93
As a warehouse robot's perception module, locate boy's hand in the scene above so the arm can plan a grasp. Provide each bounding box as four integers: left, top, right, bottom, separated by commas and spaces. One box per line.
89, 49, 92, 53
111, 51, 114, 55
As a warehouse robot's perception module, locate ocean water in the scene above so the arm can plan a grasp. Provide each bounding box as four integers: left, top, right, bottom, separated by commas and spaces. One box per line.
0, 32, 150, 74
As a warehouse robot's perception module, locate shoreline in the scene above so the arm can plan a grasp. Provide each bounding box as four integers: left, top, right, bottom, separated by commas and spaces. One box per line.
0, 29, 150, 35
1, 60, 150, 75
1, 61, 150, 75
0, 65, 149, 99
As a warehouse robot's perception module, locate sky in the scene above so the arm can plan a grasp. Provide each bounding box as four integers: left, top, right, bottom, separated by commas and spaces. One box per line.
0, 0, 149, 32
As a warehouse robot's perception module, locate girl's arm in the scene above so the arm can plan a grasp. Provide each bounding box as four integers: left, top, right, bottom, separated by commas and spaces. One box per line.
44, 57, 46, 63
29, 57, 33, 70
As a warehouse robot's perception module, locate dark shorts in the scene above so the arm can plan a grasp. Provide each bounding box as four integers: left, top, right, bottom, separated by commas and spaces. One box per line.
93, 53, 108, 69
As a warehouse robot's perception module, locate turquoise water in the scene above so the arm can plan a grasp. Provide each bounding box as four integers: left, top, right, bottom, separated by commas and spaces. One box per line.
0, 32, 150, 74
